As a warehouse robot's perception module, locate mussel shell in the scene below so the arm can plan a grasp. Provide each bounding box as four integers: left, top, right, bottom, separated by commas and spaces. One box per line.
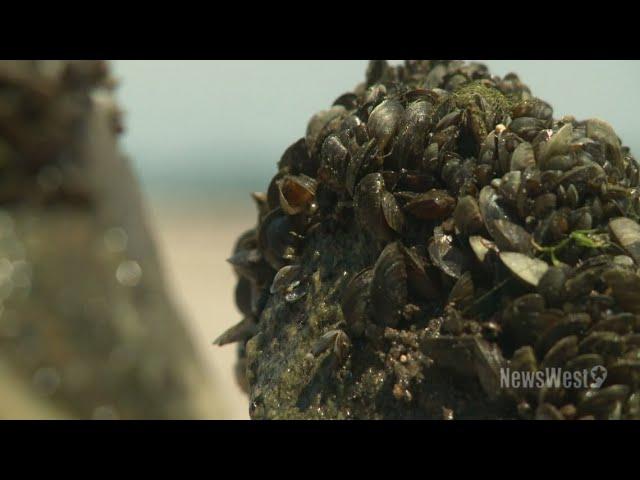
251, 192, 270, 221
511, 345, 538, 374
537, 266, 569, 306
479, 186, 514, 244
367, 99, 404, 153
558, 164, 606, 190
278, 174, 317, 215
585, 118, 623, 170
543, 154, 578, 172
257, 208, 302, 270
512, 98, 553, 121
266, 171, 286, 211
403, 189, 456, 220
510, 142, 535, 171
563, 261, 608, 300
395, 170, 437, 192
381, 191, 405, 234
508, 117, 547, 141
363, 83, 387, 107
490, 219, 532, 255
453, 195, 483, 236
499, 73, 532, 100
420, 335, 506, 400
365, 60, 389, 87
345, 139, 377, 196
577, 385, 630, 419
469, 235, 498, 265
214, 317, 258, 347
341, 268, 374, 337
609, 217, 640, 266
428, 228, 468, 279
402, 245, 440, 300
278, 137, 316, 177
371, 242, 408, 327
502, 293, 550, 349
235, 276, 254, 317
568, 207, 592, 231
590, 312, 638, 335
270, 264, 302, 295
354, 173, 404, 241
430, 125, 459, 152
539, 123, 573, 164
603, 268, 640, 314
333, 92, 359, 110
607, 360, 640, 389
533, 193, 557, 219
578, 331, 625, 357
448, 271, 474, 309
318, 134, 349, 191
535, 313, 592, 359
311, 329, 351, 363
232, 228, 258, 255
464, 94, 494, 150
533, 208, 570, 245
392, 100, 433, 170
499, 251, 549, 287
306, 106, 346, 154
496, 171, 522, 204
435, 109, 462, 131
337, 112, 369, 149
565, 354, 605, 374
540, 335, 578, 370
227, 248, 274, 285
495, 132, 524, 176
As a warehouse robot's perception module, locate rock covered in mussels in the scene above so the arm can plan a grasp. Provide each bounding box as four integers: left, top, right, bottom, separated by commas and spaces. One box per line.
220, 60, 640, 419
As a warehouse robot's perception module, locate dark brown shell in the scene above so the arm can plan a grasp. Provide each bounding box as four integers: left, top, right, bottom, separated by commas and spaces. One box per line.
354, 173, 404, 241
318, 134, 349, 191
402, 245, 440, 300
340, 268, 374, 337
428, 227, 468, 279
278, 137, 316, 177
392, 100, 433, 170
453, 195, 483, 236
345, 139, 377, 197
278, 174, 318, 215
403, 189, 456, 220
371, 242, 408, 327
367, 99, 404, 153
512, 98, 553, 121
257, 208, 302, 270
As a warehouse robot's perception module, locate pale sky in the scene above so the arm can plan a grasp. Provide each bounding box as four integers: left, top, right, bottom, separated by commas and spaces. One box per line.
111, 60, 640, 193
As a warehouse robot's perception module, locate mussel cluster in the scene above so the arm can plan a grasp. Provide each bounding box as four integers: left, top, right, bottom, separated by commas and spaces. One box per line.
221, 60, 640, 419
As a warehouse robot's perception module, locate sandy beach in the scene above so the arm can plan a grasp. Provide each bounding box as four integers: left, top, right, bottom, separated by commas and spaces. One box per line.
146, 198, 255, 419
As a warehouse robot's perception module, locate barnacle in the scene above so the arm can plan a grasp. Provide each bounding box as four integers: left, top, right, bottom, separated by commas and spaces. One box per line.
221, 60, 640, 420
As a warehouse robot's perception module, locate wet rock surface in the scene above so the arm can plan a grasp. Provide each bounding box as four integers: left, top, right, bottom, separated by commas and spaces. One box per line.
223, 60, 640, 419
0, 61, 218, 419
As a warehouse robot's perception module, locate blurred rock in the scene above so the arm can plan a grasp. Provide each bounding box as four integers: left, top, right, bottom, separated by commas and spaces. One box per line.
0, 60, 222, 419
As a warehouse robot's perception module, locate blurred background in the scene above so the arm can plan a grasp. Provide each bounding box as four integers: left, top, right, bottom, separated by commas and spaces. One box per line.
109, 60, 640, 419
